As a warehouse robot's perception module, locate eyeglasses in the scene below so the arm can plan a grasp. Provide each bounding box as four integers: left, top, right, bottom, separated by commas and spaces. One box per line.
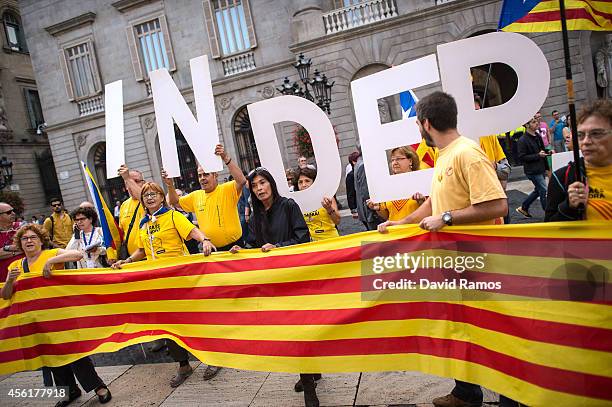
51, 203, 62, 207
0, 208, 14, 215
143, 192, 159, 199
74, 217, 88, 222
390, 157, 409, 163
20, 235, 40, 242
576, 129, 612, 141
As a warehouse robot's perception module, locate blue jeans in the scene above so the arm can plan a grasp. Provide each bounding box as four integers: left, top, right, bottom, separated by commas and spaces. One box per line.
522, 173, 547, 211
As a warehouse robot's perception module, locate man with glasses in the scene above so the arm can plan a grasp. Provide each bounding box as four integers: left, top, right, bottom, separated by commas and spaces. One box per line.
118, 165, 147, 256
546, 99, 612, 221
43, 198, 73, 248
0, 202, 22, 281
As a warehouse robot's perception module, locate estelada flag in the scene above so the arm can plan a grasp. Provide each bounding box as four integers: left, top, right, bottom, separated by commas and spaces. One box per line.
410, 139, 437, 169
499, 0, 612, 32
80, 161, 123, 260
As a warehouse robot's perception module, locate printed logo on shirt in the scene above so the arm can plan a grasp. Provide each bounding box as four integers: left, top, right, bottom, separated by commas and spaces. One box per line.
446, 167, 454, 177
148, 223, 161, 234
303, 209, 320, 221
589, 188, 606, 199
391, 199, 409, 212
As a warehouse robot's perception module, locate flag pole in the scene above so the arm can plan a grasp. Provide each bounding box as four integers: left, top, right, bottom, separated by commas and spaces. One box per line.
559, 0, 584, 183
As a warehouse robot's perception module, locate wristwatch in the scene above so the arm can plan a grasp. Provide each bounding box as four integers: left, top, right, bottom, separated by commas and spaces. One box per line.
442, 211, 453, 226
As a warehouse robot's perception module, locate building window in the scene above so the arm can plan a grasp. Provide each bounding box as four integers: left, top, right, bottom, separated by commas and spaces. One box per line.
127, 15, 175, 81
135, 19, 169, 72
3, 11, 27, 52
23, 89, 44, 129
203, 0, 257, 59
233, 106, 259, 172
59, 39, 102, 101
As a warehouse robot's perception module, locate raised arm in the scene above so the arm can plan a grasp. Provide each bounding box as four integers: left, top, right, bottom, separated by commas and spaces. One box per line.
215, 144, 246, 194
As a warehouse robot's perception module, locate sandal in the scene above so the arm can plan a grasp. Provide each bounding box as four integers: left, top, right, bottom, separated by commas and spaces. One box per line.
170, 366, 193, 387
202, 365, 221, 381
95, 385, 112, 404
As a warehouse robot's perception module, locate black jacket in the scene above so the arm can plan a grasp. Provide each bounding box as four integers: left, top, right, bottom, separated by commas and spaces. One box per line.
246, 197, 310, 248
517, 131, 549, 175
544, 160, 585, 222
345, 170, 357, 212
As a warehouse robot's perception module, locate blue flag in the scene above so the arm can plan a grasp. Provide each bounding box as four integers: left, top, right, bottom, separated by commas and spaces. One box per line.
399, 90, 418, 119
498, 0, 542, 30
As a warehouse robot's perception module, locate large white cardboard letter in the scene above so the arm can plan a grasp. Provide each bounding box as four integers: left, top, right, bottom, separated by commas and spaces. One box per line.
351, 54, 439, 202
247, 96, 340, 212
438, 31, 550, 139
105, 80, 124, 178
150, 55, 222, 176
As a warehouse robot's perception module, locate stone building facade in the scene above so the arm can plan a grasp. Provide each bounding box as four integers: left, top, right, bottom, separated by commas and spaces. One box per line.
18, 0, 607, 211
0, 0, 58, 219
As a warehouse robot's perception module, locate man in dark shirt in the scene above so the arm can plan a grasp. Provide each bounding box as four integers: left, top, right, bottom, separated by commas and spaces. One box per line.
516, 117, 549, 218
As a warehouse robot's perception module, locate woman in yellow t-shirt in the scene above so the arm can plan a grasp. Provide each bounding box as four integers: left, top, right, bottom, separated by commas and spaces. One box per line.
295, 167, 340, 241
111, 182, 218, 387
2, 224, 112, 406
366, 146, 425, 221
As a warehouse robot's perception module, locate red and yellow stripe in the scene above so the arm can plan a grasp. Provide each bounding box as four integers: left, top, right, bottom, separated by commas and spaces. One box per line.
1, 222, 611, 406
502, 0, 612, 32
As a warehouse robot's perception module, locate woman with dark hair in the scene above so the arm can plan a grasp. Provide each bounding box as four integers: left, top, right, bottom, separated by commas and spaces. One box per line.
229, 168, 317, 406
2, 224, 112, 406
66, 206, 107, 268
295, 167, 340, 241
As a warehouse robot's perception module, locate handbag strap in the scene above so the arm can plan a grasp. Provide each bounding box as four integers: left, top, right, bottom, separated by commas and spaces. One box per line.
124, 203, 141, 242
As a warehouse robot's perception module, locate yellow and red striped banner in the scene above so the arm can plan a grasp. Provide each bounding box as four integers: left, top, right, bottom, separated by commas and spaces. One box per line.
1, 222, 611, 406
502, 0, 612, 32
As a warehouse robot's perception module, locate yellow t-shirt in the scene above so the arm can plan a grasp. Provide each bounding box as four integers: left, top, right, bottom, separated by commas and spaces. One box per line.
381, 199, 420, 222
119, 197, 146, 255
137, 210, 194, 259
7, 249, 61, 278
179, 181, 242, 248
302, 208, 339, 241
586, 164, 612, 221
479, 135, 506, 163
43, 212, 73, 248
430, 136, 507, 225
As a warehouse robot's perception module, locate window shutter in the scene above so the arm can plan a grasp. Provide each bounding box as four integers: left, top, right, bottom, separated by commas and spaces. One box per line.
58, 49, 75, 101
202, 1, 221, 58
23, 89, 35, 129
242, 0, 257, 49
126, 25, 144, 81
158, 15, 176, 72
87, 39, 102, 93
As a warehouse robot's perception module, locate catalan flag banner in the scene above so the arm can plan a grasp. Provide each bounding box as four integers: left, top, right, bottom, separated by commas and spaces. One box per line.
80, 161, 122, 259
1, 222, 611, 406
499, 0, 612, 32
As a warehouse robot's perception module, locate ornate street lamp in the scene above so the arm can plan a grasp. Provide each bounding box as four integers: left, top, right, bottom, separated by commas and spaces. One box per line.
276, 53, 334, 114
0, 157, 13, 190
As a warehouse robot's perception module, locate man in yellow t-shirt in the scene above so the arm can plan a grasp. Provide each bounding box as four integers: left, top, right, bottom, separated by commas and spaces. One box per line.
378, 91, 509, 407
42, 198, 73, 248
165, 144, 246, 251
118, 166, 146, 255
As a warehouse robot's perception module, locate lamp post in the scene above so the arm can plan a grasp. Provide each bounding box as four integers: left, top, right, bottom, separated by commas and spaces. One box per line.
0, 157, 13, 190
277, 53, 334, 114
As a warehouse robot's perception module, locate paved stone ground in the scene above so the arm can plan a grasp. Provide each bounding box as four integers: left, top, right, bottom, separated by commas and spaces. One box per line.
0, 172, 544, 406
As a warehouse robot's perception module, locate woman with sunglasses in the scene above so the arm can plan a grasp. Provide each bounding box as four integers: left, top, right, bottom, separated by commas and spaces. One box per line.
229, 168, 316, 406
112, 182, 216, 387
65, 207, 108, 268
2, 224, 112, 406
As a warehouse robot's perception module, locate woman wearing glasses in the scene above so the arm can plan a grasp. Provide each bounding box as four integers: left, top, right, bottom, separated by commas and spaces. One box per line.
546, 100, 612, 221
366, 146, 425, 222
65, 207, 108, 269
1, 224, 112, 406
229, 168, 316, 406
112, 182, 215, 388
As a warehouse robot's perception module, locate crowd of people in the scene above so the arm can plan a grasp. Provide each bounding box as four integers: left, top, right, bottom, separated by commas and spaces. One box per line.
0, 93, 610, 407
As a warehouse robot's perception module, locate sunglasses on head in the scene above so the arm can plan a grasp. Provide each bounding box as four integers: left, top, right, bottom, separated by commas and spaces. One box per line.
247, 167, 268, 177
0, 208, 14, 215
